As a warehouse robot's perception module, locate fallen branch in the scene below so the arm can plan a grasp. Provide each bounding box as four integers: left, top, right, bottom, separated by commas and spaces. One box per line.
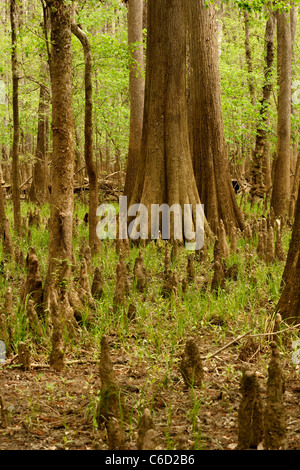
249, 323, 300, 338
0, 358, 99, 369
203, 330, 252, 360
203, 323, 300, 361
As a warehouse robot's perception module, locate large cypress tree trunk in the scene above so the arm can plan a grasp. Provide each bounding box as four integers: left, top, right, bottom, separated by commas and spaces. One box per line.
271, 8, 292, 219
71, 22, 101, 256
123, 0, 145, 203
186, 0, 245, 235
130, 0, 211, 241
46, 0, 74, 292
276, 188, 300, 324
10, 0, 21, 234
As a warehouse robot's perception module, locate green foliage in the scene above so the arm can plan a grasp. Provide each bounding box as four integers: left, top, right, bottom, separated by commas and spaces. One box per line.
0, 0, 299, 180
0, 0, 130, 172
218, 1, 300, 172
72, 0, 130, 165
223, 0, 292, 13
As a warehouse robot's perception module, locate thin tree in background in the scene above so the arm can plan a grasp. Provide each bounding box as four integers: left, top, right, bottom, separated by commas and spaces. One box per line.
29, 75, 50, 205
289, 4, 299, 222
250, 10, 276, 202
72, 16, 101, 256
244, 10, 256, 107
10, 0, 21, 234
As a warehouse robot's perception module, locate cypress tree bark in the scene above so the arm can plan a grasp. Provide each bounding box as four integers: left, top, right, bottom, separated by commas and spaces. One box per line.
276, 188, 300, 324
46, 0, 74, 292
186, 0, 245, 235
123, 0, 145, 204
250, 12, 276, 201
130, 0, 212, 242
271, 8, 292, 219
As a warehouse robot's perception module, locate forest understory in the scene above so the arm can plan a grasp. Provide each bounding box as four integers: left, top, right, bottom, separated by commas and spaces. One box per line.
0, 190, 299, 452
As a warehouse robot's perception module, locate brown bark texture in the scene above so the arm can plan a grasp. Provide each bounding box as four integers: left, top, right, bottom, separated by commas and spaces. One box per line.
130, 0, 212, 242
271, 9, 292, 219
46, 0, 74, 291
10, 0, 21, 234
0, 165, 8, 237
186, 0, 245, 235
276, 188, 300, 324
288, 152, 300, 222
29, 81, 50, 205
290, 5, 298, 201
244, 11, 256, 106
71, 21, 100, 256
123, 0, 145, 203
250, 12, 275, 200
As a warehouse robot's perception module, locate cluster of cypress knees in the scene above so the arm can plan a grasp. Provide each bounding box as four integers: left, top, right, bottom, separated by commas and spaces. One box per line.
0, 208, 287, 450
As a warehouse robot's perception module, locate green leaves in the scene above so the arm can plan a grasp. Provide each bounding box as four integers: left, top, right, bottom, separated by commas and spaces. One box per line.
222, 0, 292, 13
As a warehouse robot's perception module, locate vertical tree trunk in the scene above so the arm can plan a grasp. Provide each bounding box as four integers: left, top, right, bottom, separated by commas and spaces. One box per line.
186, 0, 245, 235
276, 187, 300, 324
290, 5, 298, 200
130, 0, 212, 241
105, 133, 111, 174
10, 0, 21, 234
288, 152, 300, 222
29, 80, 50, 205
46, 0, 74, 292
0, 165, 13, 256
244, 11, 256, 107
271, 8, 292, 219
123, 0, 145, 203
250, 12, 276, 201
71, 21, 101, 256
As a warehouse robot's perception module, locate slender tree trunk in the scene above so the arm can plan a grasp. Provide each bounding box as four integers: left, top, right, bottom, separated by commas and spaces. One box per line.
29, 80, 50, 204
10, 0, 21, 234
244, 11, 256, 107
271, 8, 292, 219
71, 22, 101, 256
290, 5, 298, 199
186, 0, 245, 235
250, 12, 275, 201
46, 0, 74, 292
288, 152, 300, 221
276, 187, 300, 324
130, 0, 212, 242
105, 133, 111, 174
123, 0, 145, 203
0, 166, 10, 243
